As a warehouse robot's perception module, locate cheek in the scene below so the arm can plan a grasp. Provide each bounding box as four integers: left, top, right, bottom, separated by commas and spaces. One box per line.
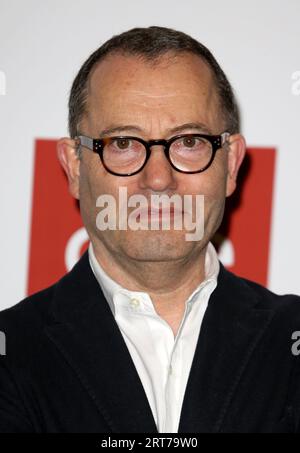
204, 172, 227, 233
204, 177, 227, 226
187, 162, 227, 230
205, 156, 228, 197
188, 162, 227, 201
79, 163, 105, 229
79, 158, 129, 225
80, 157, 106, 200
79, 162, 94, 201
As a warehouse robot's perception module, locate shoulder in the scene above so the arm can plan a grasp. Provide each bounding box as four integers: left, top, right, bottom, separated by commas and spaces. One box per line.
0, 251, 92, 360
0, 283, 55, 324
221, 263, 300, 320
241, 274, 300, 309
0, 283, 58, 358
0, 251, 91, 332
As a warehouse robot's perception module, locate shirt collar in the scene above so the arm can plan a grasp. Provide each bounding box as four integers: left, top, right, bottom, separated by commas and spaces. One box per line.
88, 241, 220, 316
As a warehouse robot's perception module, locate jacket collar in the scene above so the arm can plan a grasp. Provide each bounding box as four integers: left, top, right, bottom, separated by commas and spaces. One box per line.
45, 250, 275, 433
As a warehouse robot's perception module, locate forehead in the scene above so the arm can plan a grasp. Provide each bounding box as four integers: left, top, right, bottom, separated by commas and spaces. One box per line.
85, 52, 221, 131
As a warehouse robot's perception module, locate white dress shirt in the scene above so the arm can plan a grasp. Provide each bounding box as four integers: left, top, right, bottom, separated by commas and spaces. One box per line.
88, 241, 220, 433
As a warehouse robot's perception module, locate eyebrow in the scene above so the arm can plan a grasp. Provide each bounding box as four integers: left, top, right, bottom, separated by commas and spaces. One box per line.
98, 122, 213, 137
169, 122, 213, 135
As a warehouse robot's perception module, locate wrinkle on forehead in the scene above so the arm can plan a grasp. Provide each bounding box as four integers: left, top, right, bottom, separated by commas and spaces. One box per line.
124, 89, 189, 98
115, 89, 204, 109
112, 84, 215, 110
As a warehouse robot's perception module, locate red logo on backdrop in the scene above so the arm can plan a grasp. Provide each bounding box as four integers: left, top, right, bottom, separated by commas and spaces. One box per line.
27, 140, 276, 296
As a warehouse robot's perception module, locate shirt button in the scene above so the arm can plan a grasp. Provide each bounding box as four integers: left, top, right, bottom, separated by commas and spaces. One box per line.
129, 298, 140, 309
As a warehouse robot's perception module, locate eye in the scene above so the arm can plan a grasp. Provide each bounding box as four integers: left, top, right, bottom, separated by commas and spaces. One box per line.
114, 138, 131, 149
182, 137, 197, 148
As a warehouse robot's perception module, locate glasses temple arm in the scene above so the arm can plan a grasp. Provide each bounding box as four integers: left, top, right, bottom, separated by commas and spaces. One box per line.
75, 135, 94, 151
221, 132, 230, 146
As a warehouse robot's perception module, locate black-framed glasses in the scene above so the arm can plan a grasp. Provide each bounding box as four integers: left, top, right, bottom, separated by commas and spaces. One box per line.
75, 132, 230, 176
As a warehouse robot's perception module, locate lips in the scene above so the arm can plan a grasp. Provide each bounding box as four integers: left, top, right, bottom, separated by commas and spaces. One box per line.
136, 206, 183, 219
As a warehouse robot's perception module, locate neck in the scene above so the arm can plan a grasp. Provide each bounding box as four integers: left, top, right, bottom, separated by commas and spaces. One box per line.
90, 238, 208, 336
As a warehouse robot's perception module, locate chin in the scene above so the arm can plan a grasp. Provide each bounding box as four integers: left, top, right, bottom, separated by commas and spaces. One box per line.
119, 230, 200, 262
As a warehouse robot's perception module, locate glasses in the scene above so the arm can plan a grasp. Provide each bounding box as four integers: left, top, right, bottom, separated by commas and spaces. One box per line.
75, 131, 230, 177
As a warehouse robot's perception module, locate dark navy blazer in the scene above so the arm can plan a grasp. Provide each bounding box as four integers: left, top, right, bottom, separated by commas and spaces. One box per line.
1, 251, 300, 433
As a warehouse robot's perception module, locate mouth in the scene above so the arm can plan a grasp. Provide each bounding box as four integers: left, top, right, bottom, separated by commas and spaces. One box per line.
136, 206, 184, 220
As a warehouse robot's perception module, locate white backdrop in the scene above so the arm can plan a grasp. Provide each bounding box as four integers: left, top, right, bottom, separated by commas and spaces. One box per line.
0, 0, 300, 310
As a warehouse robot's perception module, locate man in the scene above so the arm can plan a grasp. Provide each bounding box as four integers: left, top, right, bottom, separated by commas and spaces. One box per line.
0, 26, 300, 433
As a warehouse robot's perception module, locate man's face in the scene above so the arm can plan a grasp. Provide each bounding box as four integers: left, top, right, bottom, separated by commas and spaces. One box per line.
66, 52, 244, 262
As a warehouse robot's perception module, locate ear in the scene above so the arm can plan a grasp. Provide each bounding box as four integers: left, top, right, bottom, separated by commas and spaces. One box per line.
226, 133, 246, 197
57, 137, 80, 199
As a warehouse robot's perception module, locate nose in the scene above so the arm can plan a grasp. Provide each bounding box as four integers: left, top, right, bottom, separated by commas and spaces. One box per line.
138, 144, 178, 192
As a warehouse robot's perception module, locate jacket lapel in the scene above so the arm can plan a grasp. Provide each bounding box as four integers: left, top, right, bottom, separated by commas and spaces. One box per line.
178, 263, 275, 433
45, 251, 158, 433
